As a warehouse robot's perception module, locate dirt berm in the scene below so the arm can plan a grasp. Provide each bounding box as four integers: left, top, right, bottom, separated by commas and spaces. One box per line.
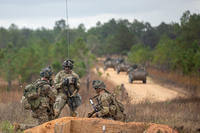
25, 117, 177, 133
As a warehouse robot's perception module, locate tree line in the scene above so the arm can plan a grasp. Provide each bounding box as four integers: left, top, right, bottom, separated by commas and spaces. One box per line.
0, 21, 94, 90
87, 11, 200, 76
0, 10, 199, 90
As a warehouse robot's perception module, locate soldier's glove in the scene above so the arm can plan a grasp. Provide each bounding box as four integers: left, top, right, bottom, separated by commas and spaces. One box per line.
88, 110, 96, 118
87, 112, 93, 118
95, 112, 100, 117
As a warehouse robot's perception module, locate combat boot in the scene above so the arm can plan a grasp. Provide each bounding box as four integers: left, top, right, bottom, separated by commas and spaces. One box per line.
54, 109, 60, 119
70, 111, 78, 117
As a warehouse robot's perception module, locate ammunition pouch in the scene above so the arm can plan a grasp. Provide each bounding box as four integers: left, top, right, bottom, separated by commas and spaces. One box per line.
109, 105, 117, 115
67, 93, 82, 111
29, 98, 41, 110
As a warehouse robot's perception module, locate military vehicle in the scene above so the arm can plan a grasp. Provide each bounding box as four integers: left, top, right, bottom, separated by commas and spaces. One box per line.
128, 67, 147, 83
103, 58, 117, 70
116, 63, 130, 74
127, 64, 138, 74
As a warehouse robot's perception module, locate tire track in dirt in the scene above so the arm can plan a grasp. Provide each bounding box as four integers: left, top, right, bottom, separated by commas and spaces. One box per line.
94, 67, 184, 104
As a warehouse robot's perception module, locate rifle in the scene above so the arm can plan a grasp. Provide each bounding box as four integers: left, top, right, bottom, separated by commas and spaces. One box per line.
88, 95, 101, 118
62, 77, 78, 111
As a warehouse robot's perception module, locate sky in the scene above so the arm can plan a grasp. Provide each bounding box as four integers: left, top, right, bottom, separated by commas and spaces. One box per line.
0, 0, 200, 29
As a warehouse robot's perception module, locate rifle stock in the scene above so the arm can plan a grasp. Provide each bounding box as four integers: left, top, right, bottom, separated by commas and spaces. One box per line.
88, 110, 96, 118
88, 97, 102, 118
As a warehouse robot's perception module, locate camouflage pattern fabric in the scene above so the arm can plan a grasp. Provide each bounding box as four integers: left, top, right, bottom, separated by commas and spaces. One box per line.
14, 123, 37, 131
34, 79, 56, 121
21, 78, 56, 126
53, 70, 81, 117
95, 91, 125, 121
92, 80, 106, 89
113, 84, 129, 102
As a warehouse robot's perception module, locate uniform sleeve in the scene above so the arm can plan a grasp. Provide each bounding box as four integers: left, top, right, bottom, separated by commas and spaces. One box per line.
72, 72, 80, 90
43, 84, 56, 101
54, 72, 62, 90
98, 93, 111, 117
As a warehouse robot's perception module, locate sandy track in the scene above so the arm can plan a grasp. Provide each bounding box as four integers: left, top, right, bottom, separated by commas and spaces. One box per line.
94, 68, 184, 104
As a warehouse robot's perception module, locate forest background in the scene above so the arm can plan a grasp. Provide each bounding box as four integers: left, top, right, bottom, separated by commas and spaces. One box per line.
0, 10, 199, 91
0, 10, 200, 133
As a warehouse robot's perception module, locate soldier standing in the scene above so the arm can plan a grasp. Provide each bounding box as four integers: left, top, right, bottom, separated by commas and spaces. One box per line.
16, 67, 56, 130
88, 80, 126, 121
113, 84, 127, 101
53, 59, 81, 117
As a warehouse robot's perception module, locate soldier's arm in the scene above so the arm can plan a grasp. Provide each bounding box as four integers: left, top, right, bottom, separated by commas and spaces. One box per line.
43, 84, 56, 101
97, 94, 110, 117
54, 72, 62, 90
73, 72, 80, 91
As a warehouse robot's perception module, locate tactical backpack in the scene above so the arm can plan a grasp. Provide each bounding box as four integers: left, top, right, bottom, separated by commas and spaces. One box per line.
111, 95, 125, 112
104, 89, 125, 113
23, 80, 49, 109
24, 84, 38, 100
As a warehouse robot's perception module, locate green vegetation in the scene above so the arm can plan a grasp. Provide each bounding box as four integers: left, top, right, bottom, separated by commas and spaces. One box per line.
0, 20, 95, 90
86, 11, 200, 77
0, 121, 14, 133
1, 121, 14, 133
0, 10, 199, 90
128, 44, 152, 65
0, 121, 24, 133
127, 11, 200, 76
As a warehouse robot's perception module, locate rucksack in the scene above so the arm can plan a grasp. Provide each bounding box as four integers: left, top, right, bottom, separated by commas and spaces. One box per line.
104, 89, 125, 113
23, 80, 48, 109
111, 95, 125, 112
24, 84, 39, 100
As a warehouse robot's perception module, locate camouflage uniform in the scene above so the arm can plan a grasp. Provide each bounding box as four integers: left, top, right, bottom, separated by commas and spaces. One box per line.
114, 84, 129, 102
53, 60, 81, 117
18, 67, 56, 130
30, 78, 56, 123
88, 80, 125, 122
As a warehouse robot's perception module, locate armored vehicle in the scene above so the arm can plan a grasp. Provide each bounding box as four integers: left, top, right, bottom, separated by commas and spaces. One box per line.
127, 64, 138, 74
116, 63, 130, 74
128, 67, 147, 83
104, 58, 116, 70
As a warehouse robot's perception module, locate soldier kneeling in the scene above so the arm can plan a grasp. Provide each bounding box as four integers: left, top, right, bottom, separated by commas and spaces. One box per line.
88, 80, 126, 122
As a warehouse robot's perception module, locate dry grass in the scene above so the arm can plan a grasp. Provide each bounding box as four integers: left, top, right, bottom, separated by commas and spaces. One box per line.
0, 64, 200, 132
0, 84, 35, 125
147, 67, 200, 96
0, 89, 22, 103
125, 97, 200, 133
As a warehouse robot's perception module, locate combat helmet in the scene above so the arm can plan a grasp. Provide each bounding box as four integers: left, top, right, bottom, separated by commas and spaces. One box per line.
62, 59, 74, 69
92, 80, 106, 90
40, 66, 53, 78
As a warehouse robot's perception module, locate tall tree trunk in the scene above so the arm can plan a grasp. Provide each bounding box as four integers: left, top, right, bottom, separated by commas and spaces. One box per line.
7, 79, 12, 91
7, 69, 12, 91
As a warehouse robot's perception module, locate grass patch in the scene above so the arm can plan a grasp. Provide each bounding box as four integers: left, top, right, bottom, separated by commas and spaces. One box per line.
126, 97, 200, 133
147, 67, 200, 96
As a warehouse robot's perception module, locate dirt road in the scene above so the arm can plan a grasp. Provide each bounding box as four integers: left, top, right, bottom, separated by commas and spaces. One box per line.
94, 67, 184, 104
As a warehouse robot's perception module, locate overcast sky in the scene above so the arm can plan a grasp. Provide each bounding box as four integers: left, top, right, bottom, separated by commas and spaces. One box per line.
0, 0, 200, 29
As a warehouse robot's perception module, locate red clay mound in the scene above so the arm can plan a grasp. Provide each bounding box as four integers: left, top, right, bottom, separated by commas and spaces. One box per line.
24, 117, 177, 133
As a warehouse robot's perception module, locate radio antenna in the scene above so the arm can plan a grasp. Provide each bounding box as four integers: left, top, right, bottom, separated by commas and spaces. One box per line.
66, 0, 70, 58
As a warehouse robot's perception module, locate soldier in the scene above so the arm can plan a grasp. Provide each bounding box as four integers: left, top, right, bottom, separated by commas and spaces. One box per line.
88, 80, 126, 121
16, 67, 56, 130
53, 59, 81, 118
113, 84, 128, 102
